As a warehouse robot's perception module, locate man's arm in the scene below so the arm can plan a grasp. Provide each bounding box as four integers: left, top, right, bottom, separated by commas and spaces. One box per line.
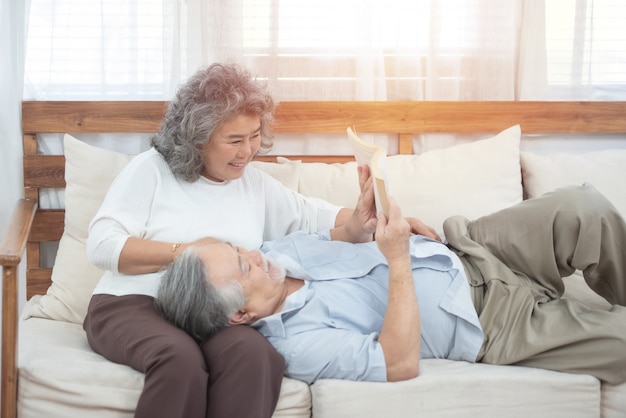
375, 198, 421, 381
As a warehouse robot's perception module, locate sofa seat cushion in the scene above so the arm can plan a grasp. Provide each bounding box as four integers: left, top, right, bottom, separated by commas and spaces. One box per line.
18, 297, 311, 418
602, 381, 626, 418
310, 359, 600, 418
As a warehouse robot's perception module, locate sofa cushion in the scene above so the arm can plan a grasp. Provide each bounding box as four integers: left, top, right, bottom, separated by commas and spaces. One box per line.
250, 157, 301, 190
521, 149, 626, 216
310, 359, 600, 418
602, 381, 626, 418
298, 125, 523, 235
387, 125, 522, 234
521, 149, 626, 311
19, 298, 311, 418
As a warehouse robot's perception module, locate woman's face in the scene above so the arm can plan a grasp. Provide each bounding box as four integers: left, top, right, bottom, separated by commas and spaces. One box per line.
201, 114, 262, 182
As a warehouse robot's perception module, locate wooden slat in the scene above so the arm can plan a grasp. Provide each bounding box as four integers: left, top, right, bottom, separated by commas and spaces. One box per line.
273, 101, 626, 134
22, 101, 626, 137
22, 101, 167, 133
23, 134, 37, 156
24, 156, 65, 188
31, 211, 64, 242
26, 243, 39, 271
398, 133, 413, 154
24, 189, 38, 201
26, 269, 53, 299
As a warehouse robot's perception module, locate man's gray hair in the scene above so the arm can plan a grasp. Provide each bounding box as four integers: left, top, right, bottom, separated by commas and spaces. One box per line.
151, 62, 275, 182
155, 247, 245, 342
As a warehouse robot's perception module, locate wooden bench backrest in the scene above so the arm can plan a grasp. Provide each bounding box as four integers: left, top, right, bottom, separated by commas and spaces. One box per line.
21, 100, 626, 298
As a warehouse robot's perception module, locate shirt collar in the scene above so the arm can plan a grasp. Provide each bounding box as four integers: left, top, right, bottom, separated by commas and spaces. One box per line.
251, 281, 310, 337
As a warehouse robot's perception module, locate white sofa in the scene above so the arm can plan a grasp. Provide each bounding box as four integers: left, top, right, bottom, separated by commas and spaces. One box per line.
14, 123, 626, 418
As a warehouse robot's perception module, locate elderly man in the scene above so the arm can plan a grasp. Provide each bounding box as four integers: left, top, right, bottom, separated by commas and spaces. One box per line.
156, 183, 626, 385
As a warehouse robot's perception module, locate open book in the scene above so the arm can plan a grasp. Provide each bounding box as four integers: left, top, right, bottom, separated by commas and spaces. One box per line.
347, 126, 390, 216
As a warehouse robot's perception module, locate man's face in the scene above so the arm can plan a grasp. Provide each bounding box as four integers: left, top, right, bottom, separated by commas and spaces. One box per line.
196, 243, 286, 324
201, 114, 262, 182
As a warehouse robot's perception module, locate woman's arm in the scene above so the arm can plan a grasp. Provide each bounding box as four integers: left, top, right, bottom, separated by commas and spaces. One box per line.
117, 237, 221, 274
87, 152, 224, 275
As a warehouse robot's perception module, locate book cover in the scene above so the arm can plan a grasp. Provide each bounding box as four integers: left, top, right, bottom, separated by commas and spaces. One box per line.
347, 126, 390, 216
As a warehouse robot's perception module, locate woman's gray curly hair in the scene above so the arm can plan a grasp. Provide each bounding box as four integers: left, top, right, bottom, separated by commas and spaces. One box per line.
155, 247, 246, 342
151, 63, 275, 182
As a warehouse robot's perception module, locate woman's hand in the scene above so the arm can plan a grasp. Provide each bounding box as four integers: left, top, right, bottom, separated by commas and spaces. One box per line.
405, 217, 441, 242
352, 165, 378, 234
330, 165, 378, 243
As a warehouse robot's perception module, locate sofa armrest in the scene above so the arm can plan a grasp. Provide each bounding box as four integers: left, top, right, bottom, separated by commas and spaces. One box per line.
0, 198, 37, 418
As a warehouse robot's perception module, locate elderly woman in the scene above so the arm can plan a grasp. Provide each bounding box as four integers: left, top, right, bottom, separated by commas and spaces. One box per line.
82, 63, 362, 418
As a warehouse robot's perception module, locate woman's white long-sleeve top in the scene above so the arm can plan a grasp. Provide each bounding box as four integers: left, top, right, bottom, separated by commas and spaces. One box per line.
86, 148, 341, 297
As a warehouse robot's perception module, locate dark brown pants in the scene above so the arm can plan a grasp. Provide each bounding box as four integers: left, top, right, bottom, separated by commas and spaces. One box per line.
84, 294, 285, 418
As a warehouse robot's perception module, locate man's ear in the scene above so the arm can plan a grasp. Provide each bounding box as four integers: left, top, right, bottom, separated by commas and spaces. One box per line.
229, 310, 251, 325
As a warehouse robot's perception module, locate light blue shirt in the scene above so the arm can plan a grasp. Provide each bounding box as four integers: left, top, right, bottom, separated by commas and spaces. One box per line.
255, 231, 484, 384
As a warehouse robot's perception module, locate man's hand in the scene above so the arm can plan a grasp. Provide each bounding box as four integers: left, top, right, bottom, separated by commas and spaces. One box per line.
374, 196, 410, 263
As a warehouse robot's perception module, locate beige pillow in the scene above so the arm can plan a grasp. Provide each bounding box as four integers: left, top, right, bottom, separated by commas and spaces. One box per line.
25, 135, 302, 324
298, 161, 361, 208
521, 149, 626, 310
521, 149, 626, 216
250, 157, 301, 190
296, 125, 523, 234
24, 134, 134, 323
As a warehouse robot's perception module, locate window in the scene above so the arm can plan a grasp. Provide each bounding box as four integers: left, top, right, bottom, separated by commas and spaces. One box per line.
24, 0, 626, 100
24, 0, 179, 98
545, 0, 626, 98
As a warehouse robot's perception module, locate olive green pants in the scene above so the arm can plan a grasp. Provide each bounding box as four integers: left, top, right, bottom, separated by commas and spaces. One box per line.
444, 184, 626, 384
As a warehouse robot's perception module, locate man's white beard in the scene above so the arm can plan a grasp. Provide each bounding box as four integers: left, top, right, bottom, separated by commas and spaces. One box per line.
261, 254, 286, 284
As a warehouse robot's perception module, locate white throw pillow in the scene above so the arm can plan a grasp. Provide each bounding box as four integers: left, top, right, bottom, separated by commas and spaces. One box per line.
24, 135, 302, 324
24, 134, 134, 323
521, 149, 626, 309
388, 125, 522, 232
298, 161, 361, 208
250, 157, 301, 190
521, 149, 626, 216
296, 125, 523, 235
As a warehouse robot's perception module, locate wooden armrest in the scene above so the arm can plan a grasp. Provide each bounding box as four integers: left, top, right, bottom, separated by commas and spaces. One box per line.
1, 198, 37, 418
0, 198, 37, 266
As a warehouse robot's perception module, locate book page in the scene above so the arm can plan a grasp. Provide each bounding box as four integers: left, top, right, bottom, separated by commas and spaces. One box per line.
347, 127, 390, 216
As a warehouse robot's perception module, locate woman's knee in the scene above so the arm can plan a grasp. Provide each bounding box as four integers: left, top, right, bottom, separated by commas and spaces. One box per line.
146, 335, 207, 377
202, 326, 284, 370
